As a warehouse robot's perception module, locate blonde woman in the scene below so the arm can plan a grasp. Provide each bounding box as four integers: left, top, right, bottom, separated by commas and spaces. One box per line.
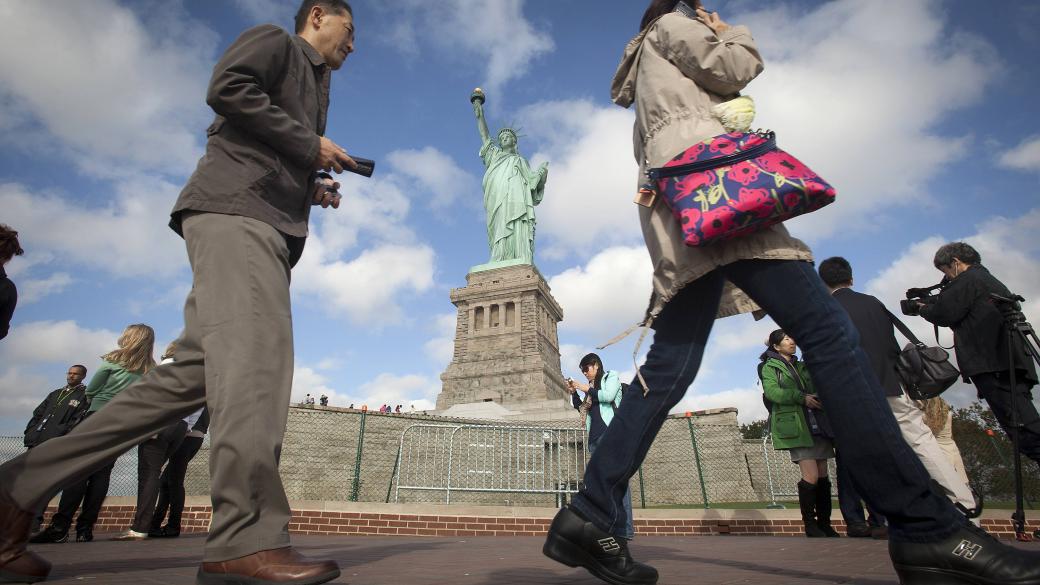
31, 324, 156, 544
920, 398, 972, 488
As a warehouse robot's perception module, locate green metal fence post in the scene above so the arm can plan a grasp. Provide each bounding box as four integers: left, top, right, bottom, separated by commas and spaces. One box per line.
350, 407, 368, 502
685, 413, 709, 509
385, 444, 402, 503
637, 465, 647, 509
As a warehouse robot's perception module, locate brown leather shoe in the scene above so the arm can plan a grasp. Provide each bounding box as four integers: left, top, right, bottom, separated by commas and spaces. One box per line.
0, 489, 51, 583
197, 547, 340, 585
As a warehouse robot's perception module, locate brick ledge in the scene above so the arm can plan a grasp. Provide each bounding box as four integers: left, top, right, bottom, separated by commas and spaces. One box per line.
41, 498, 1037, 540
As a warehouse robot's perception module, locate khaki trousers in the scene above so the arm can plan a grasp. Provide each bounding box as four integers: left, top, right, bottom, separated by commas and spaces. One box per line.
0, 212, 295, 561
887, 393, 975, 511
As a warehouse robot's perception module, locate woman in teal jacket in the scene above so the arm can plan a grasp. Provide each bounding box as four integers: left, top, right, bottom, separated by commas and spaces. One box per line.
759, 329, 837, 538
567, 353, 633, 541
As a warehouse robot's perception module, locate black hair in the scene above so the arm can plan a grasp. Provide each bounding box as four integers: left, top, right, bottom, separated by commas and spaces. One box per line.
640, 0, 699, 31
759, 329, 787, 361
295, 0, 353, 34
579, 352, 606, 389
0, 224, 24, 264
818, 256, 853, 288
933, 242, 981, 268
70, 364, 88, 375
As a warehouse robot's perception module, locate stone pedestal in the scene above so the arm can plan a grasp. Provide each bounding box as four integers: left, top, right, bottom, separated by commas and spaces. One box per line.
436, 264, 568, 410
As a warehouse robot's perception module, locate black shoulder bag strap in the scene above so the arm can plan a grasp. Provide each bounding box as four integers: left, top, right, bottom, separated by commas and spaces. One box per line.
886, 308, 924, 347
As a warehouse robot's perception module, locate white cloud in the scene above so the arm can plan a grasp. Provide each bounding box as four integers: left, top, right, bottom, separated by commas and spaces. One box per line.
549, 246, 654, 340
997, 135, 1040, 172
0, 181, 189, 279
0, 368, 50, 418
293, 243, 436, 326
0, 1, 214, 177
721, 0, 997, 241
519, 100, 640, 258
312, 173, 416, 256
292, 368, 438, 411
423, 312, 458, 367
0, 321, 119, 367
378, 0, 554, 94
387, 147, 478, 211
17, 273, 73, 304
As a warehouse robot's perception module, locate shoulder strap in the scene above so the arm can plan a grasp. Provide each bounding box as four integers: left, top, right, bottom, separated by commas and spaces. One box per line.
885, 308, 923, 346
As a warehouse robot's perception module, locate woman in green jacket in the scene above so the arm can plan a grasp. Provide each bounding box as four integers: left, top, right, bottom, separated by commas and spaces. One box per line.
759, 329, 837, 538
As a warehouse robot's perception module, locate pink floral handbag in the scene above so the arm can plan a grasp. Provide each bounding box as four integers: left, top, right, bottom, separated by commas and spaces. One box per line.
644, 131, 837, 247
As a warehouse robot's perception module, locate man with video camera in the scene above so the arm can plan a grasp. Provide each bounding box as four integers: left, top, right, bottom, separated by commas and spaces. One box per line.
915, 242, 1040, 466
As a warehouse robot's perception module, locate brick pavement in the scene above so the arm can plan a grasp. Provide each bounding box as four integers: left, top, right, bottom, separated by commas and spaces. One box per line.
26, 532, 1038, 585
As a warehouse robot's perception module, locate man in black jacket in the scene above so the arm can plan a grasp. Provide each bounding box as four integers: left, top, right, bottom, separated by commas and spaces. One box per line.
23, 366, 90, 450
819, 258, 976, 532
23, 366, 90, 534
918, 242, 1040, 466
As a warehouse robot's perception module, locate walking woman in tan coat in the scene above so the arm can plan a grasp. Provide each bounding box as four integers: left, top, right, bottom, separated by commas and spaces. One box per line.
541, 2, 1040, 585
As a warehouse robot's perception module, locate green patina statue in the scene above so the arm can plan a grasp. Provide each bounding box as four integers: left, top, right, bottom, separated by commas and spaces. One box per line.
470, 88, 548, 272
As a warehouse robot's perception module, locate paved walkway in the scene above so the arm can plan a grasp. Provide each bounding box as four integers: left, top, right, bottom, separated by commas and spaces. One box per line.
18, 532, 947, 585
29, 532, 1040, 584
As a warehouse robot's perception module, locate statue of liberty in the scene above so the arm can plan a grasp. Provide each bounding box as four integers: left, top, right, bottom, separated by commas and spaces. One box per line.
470, 88, 548, 269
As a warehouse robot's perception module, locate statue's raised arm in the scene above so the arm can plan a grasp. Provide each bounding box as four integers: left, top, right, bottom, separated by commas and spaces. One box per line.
471, 88, 491, 147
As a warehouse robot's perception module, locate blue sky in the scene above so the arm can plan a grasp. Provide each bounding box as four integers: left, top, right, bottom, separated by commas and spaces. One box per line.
1, 0, 1039, 434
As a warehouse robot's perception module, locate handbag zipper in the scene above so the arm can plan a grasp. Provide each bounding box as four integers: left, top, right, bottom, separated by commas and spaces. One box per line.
648, 131, 776, 181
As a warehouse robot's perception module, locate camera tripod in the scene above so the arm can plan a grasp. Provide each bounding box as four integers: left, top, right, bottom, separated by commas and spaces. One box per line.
991, 292, 1040, 542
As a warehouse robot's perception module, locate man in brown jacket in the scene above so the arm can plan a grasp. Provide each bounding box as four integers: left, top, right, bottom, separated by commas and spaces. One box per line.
0, 2, 357, 584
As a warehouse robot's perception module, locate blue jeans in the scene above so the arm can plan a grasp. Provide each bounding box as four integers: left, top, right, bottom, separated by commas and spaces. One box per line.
837, 448, 886, 527
588, 434, 635, 540
569, 259, 962, 543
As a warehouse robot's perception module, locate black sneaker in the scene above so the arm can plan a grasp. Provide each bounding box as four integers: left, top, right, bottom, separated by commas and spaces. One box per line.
543, 506, 658, 585
28, 527, 68, 544
889, 522, 1040, 585
75, 529, 93, 542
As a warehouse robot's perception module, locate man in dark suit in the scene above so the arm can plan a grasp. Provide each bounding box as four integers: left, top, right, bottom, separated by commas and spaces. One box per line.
819, 257, 976, 530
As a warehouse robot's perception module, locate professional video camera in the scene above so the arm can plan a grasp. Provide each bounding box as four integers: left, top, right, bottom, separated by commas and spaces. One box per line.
899, 280, 948, 316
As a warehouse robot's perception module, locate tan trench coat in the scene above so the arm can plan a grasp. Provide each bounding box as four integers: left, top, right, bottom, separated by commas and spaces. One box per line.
611, 13, 813, 323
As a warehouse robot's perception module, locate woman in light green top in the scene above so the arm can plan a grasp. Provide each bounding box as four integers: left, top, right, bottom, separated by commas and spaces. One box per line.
85, 324, 157, 412
31, 323, 156, 544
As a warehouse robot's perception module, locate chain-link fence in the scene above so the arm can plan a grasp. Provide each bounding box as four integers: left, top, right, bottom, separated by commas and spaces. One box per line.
1, 402, 1035, 510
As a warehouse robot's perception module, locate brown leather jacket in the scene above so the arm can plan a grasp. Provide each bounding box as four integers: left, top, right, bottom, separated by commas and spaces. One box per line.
171, 25, 330, 244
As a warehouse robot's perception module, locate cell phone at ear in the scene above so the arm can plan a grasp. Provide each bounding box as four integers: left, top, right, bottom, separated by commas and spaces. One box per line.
674, 1, 700, 19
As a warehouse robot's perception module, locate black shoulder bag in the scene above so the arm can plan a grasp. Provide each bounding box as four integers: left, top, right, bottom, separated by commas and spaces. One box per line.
886, 310, 960, 400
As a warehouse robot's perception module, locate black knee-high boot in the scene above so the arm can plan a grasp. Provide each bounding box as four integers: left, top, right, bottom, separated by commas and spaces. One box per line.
797, 480, 826, 538
815, 477, 840, 537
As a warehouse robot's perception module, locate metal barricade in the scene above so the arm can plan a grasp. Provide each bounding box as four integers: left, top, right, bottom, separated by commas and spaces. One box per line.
392, 424, 587, 504
761, 434, 836, 508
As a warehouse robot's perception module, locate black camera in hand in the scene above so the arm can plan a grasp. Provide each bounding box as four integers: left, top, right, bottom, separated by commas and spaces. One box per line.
899, 281, 947, 316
